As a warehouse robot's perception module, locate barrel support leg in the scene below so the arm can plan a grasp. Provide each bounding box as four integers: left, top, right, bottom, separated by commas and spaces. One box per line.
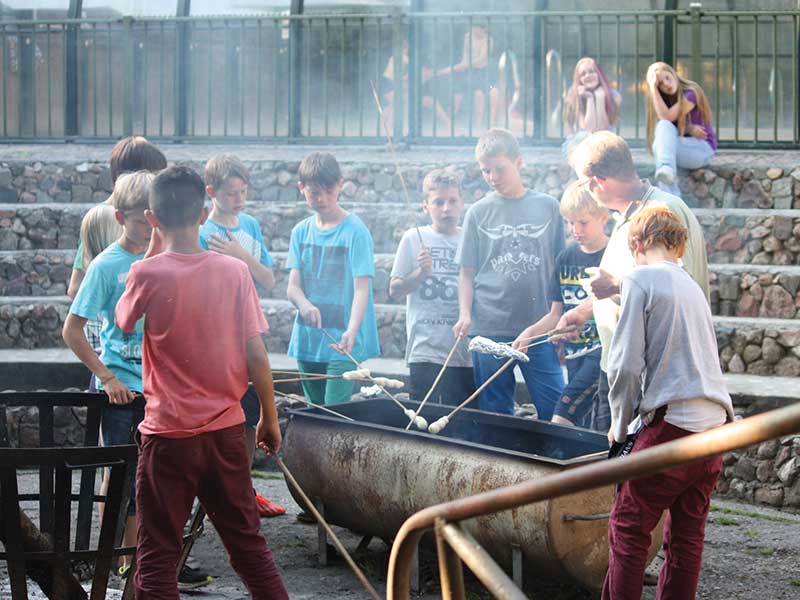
410, 545, 420, 594
435, 518, 465, 600
511, 544, 523, 589
314, 498, 327, 567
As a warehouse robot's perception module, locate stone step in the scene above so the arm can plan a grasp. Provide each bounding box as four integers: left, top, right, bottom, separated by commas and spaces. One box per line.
0, 145, 798, 210
2, 296, 799, 376
1, 348, 797, 418
3, 248, 799, 320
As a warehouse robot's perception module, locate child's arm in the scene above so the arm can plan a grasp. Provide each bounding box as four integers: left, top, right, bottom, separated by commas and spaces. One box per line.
389, 245, 432, 300
452, 266, 475, 339
555, 298, 594, 339
62, 313, 134, 405
338, 276, 370, 354
646, 71, 684, 123
287, 268, 321, 328
511, 302, 563, 351
67, 269, 84, 299
246, 336, 281, 455
607, 279, 647, 445
208, 232, 276, 291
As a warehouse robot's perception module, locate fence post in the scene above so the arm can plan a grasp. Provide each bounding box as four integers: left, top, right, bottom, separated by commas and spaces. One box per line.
391, 14, 405, 141
64, 0, 80, 136
288, 0, 304, 139
690, 3, 703, 82
122, 16, 134, 136
662, 0, 677, 66
175, 0, 191, 137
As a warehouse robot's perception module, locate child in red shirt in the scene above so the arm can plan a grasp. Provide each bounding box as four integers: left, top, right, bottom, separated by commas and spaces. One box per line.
116, 166, 287, 600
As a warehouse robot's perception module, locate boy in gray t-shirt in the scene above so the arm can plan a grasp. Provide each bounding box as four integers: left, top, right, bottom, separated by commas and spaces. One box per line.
454, 128, 566, 418
390, 170, 475, 406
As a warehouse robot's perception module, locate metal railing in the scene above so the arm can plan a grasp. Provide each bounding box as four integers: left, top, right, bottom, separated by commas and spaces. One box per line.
386, 401, 800, 599
0, 5, 798, 147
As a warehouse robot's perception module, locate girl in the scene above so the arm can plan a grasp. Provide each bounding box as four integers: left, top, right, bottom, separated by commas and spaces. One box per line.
562, 57, 622, 159
645, 62, 716, 196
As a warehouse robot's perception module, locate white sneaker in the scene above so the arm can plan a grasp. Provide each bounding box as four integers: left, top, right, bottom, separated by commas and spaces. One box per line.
655, 166, 675, 186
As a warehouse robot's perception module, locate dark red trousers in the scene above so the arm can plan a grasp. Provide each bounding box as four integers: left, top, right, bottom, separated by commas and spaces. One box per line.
602, 419, 722, 600
134, 424, 288, 600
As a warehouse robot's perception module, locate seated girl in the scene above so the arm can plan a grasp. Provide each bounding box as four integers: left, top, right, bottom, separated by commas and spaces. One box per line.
645, 61, 716, 197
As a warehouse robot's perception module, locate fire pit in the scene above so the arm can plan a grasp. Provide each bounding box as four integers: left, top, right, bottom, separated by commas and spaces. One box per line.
282, 397, 662, 590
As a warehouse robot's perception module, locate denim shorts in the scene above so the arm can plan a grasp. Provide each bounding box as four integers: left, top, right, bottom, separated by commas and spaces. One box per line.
101, 404, 143, 516
240, 385, 261, 428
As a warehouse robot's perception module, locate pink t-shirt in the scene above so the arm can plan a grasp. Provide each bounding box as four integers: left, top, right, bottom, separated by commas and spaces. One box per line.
116, 250, 268, 438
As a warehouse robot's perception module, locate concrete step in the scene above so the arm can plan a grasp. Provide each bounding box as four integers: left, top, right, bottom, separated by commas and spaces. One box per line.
3, 248, 799, 320
1, 348, 797, 418
2, 202, 800, 263
2, 296, 799, 377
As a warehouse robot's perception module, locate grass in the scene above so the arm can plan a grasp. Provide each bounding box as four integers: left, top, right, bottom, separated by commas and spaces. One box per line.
744, 529, 759, 539
790, 579, 800, 587
251, 471, 284, 480
714, 516, 740, 526
758, 547, 774, 557
710, 504, 800, 524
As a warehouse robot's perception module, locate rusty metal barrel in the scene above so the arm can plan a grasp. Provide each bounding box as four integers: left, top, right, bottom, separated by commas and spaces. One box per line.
282, 398, 660, 590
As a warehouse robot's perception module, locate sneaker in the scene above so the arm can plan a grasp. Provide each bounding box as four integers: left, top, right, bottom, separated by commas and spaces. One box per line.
178, 565, 212, 590
296, 509, 317, 524
655, 165, 675, 186
255, 494, 286, 518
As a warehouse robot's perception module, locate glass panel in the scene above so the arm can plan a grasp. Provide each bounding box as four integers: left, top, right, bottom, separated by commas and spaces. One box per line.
80, 1, 178, 18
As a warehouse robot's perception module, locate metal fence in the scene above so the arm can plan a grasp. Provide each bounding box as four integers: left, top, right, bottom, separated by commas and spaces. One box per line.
0, 6, 798, 147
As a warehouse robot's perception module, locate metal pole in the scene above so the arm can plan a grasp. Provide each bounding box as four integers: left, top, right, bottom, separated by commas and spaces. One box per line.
175, 0, 191, 137
690, 3, 703, 81
288, 0, 304, 139
434, 518, 466, 600
662, 0, 678, 65
391, 13, 405, 141
64, 0, 81, 136
122, 16, 134, 136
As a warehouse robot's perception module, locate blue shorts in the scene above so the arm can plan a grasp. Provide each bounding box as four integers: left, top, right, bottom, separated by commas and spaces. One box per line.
240, 385, 260, 428
101, 403, 144, 516
554, 350, 601, 427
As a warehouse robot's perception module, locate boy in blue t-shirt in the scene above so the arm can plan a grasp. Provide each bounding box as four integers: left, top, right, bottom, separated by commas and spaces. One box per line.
287, 152, 380, 406
199, 153, 284, 519
62, 171, 154, 573
512, 181, 608, 428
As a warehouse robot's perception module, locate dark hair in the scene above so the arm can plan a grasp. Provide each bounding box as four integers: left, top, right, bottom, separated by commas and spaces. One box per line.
572, 131, 637, 180
298, 152, 342, 189
150, 166, 205, 229
110, 136, 167, 183
204, 153, 250, 190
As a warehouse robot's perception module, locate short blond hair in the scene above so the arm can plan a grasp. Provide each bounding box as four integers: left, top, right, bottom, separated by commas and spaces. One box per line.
204, 153, 250, 191
80, 203, 122, 267
422, 168, 462, 198
628, 206, 687, 257
112, 171, 154, 213
571, 131, 637, 180
560, 181, 607, 219
475, 127, 520, 161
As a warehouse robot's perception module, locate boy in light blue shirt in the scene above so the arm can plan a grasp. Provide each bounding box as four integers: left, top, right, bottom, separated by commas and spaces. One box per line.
287, 152, 380, 406
62, 171, 154, 573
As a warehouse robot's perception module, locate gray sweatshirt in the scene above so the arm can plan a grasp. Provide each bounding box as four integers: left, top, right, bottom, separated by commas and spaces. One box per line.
608, 261, 734, 443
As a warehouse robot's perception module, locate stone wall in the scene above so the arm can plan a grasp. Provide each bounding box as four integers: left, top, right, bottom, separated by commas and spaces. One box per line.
717, 435, 800, 510
699, 213, 800, 266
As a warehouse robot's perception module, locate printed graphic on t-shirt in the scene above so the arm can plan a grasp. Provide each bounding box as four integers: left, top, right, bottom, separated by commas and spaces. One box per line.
558, 262, 601, 356
479, 221, 551, 281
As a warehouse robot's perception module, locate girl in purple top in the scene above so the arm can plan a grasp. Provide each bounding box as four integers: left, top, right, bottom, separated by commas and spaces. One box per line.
645, 62, 716, 197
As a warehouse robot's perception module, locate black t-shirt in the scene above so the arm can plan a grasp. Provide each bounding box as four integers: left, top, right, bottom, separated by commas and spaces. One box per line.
549, 243, 604, 356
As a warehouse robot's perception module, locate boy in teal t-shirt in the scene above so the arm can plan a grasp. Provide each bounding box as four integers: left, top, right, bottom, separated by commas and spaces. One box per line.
287, 152, 380, 406
62, 171, 153, 573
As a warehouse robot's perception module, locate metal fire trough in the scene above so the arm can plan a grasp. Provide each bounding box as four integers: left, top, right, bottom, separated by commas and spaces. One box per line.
282, 398, 659, 590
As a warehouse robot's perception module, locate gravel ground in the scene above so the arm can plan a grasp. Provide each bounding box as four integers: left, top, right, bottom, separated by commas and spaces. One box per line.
3, 466, 800, 600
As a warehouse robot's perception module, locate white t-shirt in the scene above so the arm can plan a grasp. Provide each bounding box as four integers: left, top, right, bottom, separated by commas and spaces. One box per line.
391, 225, 472, 367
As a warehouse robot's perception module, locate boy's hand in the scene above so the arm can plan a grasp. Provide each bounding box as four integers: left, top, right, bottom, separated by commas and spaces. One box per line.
209, 232, 249, 262
256, 418, 282, 455
335, 329, 356, 355
417, 246, 433, 275
511, 330, 532, 354
555, 309, 587, 341
299, 303, 322, 328
588, 268, 619, 300
452, 315, 471, 339
103, 376, 136, 405
607, 428, 615, 448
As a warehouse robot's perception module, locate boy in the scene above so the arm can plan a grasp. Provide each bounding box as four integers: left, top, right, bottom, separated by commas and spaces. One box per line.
512, 181, 608, 428
603, 206, 733, 600
199, 153, 284, 519
389, 169, 475, 406
62, 171, 154, 574
454, 128, 566, 419
116, 166, 287, 599
287, 152, 380, 407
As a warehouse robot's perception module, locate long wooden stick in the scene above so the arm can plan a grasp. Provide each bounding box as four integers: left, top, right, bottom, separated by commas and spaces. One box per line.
275, 457, 382, 600
319, 328, 411, 415
369, 80, 424, 247
274, 389, 355, 422
274, 374, 355, 385
404, 336, 462, 431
